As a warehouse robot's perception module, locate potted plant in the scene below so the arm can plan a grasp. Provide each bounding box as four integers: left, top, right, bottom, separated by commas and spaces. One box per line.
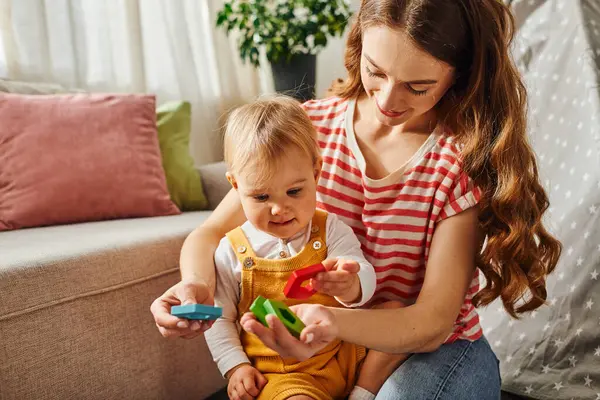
216, 0, 352, 101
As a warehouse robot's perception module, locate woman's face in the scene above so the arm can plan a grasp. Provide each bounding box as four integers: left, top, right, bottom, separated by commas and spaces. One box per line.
360, 25, 456, 127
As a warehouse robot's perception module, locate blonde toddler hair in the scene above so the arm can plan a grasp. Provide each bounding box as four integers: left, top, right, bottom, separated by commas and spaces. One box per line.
224, 95, 321, 183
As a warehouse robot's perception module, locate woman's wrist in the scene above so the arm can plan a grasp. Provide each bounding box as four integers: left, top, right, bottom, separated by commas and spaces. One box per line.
179, 270, 214, 291
323, 305, 342, 337
180, 277, 210, 288
179, 228, 220, 291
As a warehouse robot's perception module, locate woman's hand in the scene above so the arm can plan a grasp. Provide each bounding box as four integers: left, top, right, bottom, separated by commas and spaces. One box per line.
150, 280, 214, 339
312, 258, 362, 303
239, 304, 339, 361
225, 364, 267, 400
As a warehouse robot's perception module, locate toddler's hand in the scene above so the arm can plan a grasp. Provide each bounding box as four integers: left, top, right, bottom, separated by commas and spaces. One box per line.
226, 364, 267, 400
311, 259, 362, 304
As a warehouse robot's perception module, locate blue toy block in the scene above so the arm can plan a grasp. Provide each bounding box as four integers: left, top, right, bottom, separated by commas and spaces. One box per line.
171, 304, 222, 320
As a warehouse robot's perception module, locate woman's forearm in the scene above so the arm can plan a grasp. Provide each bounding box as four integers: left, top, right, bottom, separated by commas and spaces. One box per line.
179, 227, 222, 292
331, 303, 453, 354
179, 188, 247, 295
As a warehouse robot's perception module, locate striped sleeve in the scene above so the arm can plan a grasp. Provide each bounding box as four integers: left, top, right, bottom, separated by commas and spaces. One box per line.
439, 170, 482, 220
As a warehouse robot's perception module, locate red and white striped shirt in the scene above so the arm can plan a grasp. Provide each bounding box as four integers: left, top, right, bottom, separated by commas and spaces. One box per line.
304, 96, 483, 342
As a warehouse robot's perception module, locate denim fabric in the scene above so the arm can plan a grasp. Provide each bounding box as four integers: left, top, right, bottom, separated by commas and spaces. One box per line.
375, 336, 501, 400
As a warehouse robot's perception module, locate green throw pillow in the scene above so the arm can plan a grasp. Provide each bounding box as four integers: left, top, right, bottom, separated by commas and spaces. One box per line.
156, 101, 208, 211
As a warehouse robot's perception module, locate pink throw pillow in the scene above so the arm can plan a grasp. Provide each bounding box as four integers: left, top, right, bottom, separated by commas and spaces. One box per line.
0, 93, 181, 231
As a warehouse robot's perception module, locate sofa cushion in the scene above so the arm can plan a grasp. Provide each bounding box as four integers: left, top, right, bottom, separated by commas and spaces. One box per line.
157, 101, 208, 211
0, 92, 181, 231
197, 161, 230, 210
0, 78, 213, 215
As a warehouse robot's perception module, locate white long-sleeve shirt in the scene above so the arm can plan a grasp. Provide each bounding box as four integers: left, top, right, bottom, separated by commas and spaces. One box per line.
204, 212, 376, 377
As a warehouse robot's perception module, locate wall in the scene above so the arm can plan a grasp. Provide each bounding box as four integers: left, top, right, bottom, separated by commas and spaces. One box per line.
315, 0, 360, 97
315, 34, 347, 97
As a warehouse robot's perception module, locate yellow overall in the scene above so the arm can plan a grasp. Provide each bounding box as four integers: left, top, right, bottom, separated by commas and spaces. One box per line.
226, 210, 366, 400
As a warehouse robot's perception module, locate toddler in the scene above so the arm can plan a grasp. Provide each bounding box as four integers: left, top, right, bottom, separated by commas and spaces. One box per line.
205, 95, 402, 400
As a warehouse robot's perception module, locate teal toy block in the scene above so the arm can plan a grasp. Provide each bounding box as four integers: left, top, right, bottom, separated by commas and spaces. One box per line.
171, 304, 222, 320
249, 296, 305, 338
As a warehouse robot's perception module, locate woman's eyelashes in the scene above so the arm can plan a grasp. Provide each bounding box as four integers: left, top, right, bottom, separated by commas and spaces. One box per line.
365, 66, 429, 96
406, 85, 428, 96
365, 65, 385, 79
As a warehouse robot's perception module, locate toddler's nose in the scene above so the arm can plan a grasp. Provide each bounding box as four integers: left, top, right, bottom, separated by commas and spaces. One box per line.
271, 203, 284, 216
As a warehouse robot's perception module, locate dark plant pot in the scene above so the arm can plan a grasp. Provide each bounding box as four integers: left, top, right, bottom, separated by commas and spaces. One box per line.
270, 53, 316, 102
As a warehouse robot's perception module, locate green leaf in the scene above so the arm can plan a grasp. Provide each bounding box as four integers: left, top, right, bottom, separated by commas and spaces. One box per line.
314, 31, 326, 46
214, 0, 354, 66
216, 13, 226, 27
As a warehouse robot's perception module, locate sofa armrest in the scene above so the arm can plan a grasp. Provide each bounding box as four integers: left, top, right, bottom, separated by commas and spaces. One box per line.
197, 161, 230, 211
0, 213, 226, 399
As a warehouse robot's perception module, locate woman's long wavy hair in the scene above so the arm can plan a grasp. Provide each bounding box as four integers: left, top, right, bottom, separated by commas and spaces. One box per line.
335, 0, 561, 318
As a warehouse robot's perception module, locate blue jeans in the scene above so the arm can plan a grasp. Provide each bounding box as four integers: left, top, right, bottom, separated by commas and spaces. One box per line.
375, 336, 501, 400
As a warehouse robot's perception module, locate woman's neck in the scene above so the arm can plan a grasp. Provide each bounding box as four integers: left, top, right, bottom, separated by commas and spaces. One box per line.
351, 94, 439, 180
355, 93, 437, 140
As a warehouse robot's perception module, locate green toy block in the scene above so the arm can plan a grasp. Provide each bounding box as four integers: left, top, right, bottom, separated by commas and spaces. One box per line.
249, 296, 306, 339
263, 299, 306, 339
249, 296, 269, 326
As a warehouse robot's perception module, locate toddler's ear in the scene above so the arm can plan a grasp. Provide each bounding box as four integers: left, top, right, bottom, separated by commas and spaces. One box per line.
313, 158, 323, 182
226, 172, 238, 189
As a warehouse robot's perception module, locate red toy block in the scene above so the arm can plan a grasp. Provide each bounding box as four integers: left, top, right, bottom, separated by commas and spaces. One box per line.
284, 263, 327, 299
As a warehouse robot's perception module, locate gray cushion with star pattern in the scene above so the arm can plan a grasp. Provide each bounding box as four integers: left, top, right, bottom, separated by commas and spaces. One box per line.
479, 0, 600, 399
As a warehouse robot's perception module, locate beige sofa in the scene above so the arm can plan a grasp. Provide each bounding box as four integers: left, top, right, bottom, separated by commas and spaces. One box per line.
0, 161, 230, 400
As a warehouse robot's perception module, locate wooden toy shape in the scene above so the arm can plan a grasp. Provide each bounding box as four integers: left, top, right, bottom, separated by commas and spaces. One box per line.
249, 296, 269, 326
283, 263, 327, 299
171, 304, 223, 320
263, 299, 306, 338
249, 296, 306, 338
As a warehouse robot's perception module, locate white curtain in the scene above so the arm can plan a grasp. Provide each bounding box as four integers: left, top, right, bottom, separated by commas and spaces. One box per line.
0, 0, 274, 165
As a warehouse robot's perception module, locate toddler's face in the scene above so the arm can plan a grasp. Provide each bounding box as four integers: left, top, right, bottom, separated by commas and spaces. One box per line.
229, 147, 320, 240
